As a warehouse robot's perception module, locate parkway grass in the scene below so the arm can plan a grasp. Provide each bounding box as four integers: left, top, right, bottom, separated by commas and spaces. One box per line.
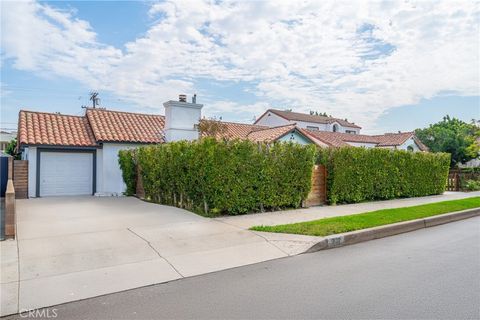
250, 197, 480, 237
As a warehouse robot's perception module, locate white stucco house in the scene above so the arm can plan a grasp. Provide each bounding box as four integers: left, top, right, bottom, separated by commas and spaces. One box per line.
17, 96, 202, 197
255, 109, 362, 134
17, 94, 427, 197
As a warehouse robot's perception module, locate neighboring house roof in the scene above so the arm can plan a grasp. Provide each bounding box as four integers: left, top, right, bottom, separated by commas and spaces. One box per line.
256, 109, 361, 129
301, 129, 428, 151
17, 108, 427, 151
86, 108, 164, 143
246, 124, 298, 143
373, 132, 415, 147
200, 120, 267, 140
200, 121, 304, 144
17, 110, 97, 147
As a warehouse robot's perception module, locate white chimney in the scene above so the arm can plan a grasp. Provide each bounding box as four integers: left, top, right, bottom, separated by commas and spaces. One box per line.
163, 94, 203, 142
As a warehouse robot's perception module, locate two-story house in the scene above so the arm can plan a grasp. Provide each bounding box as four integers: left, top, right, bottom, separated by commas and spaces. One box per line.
254, 109, 361, 134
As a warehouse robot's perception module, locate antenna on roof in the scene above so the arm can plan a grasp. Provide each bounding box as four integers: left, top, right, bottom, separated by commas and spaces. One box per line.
89, 91, 100, 108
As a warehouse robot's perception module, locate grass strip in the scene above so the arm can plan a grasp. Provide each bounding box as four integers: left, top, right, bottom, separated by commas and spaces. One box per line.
250, 197, 480, 237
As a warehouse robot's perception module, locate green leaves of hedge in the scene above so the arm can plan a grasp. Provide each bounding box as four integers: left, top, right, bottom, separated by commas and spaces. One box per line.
318, 147, 451, 204
119, 138, 316, 216
118, 149, 136, 196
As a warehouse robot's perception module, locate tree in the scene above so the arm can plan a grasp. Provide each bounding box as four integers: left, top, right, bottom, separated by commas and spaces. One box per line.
309, 110, 330, 117
415, 116, 480, 167
5, 138, 20, 159
198, 118, 229, 139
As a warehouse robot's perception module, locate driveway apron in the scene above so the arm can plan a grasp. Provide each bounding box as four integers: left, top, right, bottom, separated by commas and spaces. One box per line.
2, 197, 309, 315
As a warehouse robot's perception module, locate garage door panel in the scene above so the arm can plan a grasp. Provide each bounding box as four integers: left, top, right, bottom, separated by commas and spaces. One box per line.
39, 152, 93, 196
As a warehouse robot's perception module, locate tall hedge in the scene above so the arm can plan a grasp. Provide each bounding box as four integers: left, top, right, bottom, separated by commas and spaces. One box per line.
318, 147, 451, 204
118, 149, 137, 196
119, 138, 316, 216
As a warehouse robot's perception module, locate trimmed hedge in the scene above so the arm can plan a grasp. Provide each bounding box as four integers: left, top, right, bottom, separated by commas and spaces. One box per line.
317, 147, 451, 204
119, 138, 316, 216
118, 149, 137, 196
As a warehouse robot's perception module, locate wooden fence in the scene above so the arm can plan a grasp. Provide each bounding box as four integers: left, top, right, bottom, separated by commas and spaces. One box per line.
13, 160, 28, 199
447, 169, 480, 191
305, 165, 327, 206
5, 157, 16, 238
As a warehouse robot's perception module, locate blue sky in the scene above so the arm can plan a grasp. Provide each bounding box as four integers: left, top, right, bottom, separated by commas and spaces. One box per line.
1, 0, 479, 134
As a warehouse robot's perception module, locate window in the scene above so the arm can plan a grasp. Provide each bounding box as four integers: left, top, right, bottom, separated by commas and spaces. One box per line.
306, 126, 319, 131
345, 130, 356, 134
332, 124, 339, 132
407, 145, 414, 152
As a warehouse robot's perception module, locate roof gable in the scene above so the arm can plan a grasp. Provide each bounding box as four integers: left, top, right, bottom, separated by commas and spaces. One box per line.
246, 124, 298, 142
256, 109, 361, 129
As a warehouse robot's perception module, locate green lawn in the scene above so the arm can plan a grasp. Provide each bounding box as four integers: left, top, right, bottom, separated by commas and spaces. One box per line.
250, 197, 480, 237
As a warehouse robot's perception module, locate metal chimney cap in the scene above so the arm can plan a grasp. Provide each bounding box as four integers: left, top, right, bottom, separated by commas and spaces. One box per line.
179, 94, 187, 102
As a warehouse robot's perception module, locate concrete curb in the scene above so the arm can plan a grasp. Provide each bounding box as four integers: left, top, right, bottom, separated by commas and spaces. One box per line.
305, 208, 480, 253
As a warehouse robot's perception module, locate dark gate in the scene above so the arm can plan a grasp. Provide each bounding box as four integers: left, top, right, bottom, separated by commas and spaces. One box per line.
0, 156, 9, 197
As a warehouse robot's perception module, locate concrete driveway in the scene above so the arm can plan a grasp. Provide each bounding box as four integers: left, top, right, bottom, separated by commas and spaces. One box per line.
5, 192, 476, 315
2, 197, 314, 316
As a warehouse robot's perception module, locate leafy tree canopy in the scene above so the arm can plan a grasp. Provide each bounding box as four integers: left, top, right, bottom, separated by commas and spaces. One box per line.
5, 138, 20, 159
415, 116, 479, 167
198, 117, 228, 139
309, 110, 331, 117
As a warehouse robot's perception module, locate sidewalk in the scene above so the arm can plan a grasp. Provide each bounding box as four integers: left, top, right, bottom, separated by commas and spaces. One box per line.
216, 191, 480, 229
2, 191, 478, 316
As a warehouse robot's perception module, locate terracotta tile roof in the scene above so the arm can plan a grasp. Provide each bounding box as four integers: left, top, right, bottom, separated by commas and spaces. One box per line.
200, 120, 300, 143
302, 130, 428, 150
200, 120, 268, 140
86, 108, 164, 143
300, 130, 349, 147
373, 132, 428, 151
17, 110, 97, 147
373, 132, 414, 146
260, 109, 361, 129
247, 124, 298, 142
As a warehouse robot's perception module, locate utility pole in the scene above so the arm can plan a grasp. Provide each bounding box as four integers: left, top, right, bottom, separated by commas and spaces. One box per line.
89, 92, 100, 108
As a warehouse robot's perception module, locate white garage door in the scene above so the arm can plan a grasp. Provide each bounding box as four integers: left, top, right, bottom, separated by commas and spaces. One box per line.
39, 152, 93, 196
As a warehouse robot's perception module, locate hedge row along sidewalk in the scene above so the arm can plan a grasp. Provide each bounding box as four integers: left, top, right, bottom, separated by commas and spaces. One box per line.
119, 138, 316, 216
250, 197, 480, 236
317, 147, 450, 204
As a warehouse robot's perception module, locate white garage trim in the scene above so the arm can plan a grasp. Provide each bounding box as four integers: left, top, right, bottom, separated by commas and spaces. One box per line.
36, 148, 97, 197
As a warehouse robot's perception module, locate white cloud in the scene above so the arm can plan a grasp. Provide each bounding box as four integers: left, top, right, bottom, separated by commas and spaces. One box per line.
1, 0, 479, 131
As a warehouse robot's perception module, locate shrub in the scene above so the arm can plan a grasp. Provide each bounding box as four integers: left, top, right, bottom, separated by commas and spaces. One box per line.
118, 149, 137, 196
463, 179, 480, 191
123, 138, 316, 216
317, 147, 451, 204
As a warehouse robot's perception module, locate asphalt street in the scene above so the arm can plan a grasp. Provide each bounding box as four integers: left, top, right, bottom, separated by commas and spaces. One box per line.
7, 217, 480, 320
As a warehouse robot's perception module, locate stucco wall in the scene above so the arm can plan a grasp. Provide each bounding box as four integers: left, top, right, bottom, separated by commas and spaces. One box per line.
398, 137, 421, 151
23, 143, 141, 197
256, 112, 360, 134
164, 101, 202, 142
96, 143, 140, 196
326, 122, 360, 134
294, 120, 330, 131
277, 131, 311, 145
24, 146, 37, 198
255, 112, 290, 127
346, 142, 378, 148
